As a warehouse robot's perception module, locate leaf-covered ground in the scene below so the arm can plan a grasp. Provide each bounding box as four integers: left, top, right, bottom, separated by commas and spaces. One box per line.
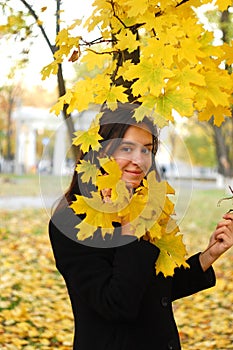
1, 209, 73, 349
1, 189, 233, 349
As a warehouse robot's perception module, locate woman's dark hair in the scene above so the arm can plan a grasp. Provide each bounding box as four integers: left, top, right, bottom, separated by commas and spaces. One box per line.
61, 103, 159, 207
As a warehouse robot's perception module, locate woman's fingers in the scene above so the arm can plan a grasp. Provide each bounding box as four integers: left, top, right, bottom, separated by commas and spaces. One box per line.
101, 188, 112, 202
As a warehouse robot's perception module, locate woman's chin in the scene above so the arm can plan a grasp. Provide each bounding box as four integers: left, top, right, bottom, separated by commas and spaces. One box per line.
124, 180, 141, 189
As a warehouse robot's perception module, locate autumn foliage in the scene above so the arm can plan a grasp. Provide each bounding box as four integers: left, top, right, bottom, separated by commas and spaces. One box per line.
42, 0, 233, 127
40, 0, 233, 277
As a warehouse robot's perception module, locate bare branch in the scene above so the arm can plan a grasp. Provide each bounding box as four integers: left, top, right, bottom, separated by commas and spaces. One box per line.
19, 0, 55, 54
87, 48, 118, 56
80, 37, 114, 47
175, 0, 189, 7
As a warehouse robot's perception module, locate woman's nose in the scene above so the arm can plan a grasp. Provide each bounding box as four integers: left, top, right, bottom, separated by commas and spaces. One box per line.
131, 149, 143, 166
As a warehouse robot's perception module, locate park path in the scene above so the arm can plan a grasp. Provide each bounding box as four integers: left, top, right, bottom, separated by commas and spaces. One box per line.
0, 196, 56, 210
0, 179, 218, 210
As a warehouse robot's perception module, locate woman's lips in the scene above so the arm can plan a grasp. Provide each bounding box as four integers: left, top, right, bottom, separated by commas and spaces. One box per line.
125, 169, 143, 176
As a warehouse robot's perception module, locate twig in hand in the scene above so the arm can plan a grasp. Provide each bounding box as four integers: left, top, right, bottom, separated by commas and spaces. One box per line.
201, 239, 223, 255
217, 185, 233, 213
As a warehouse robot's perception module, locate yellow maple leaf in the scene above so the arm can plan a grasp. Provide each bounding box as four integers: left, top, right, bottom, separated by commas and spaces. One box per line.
124, 0, 149, 17
65, 78, 97, 113
135, 98, 170, 128
84, 0, 112, 33
72, 125, 103, 153
121, 175, 173, 239
196, 70, 232, 108
171, 65, 206, 88
146, 221, 162, 240
97, 158, 123, 201
178, 36, 205, 64
215, 0, 232, 11
155, 233, 189, 277
70, 192, 120, 240
95, 84, 128, 111
81, 49, 112, 70
76, 160, 99, 184
132, 104, 154, 123
118, 185, 148, 236
68, 19, 82, 31
50, 89, 73, 115
142, 37, 178, 68
115, 28, 138, 53
198, 102, 232, 126
50, 98, 65, 116
56, 28, 69, 46
41, 61, 59, 80
221, 41, 233, 65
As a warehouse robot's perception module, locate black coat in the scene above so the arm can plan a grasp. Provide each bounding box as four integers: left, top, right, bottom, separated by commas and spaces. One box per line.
49, 207, 216, 350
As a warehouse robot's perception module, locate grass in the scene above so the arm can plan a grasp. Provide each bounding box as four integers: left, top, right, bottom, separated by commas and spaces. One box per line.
177, 188, 232, 255
0, 173, 71, 197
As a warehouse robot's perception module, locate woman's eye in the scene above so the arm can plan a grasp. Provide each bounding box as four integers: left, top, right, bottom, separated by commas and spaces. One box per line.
142, 148, 150, 155
121, 147, 132, 152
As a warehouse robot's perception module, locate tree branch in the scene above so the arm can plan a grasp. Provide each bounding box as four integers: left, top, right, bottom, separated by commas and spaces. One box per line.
80, 37, 114, 47
19, 0, 55, 54
175, 0, 189, 7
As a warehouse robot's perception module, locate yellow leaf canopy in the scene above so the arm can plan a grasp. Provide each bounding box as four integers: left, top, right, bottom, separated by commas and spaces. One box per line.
45, 0, 232, 127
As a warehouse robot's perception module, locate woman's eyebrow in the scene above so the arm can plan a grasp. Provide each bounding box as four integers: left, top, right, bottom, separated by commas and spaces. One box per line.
120, 141, 135, 146
120, 141, 153, 147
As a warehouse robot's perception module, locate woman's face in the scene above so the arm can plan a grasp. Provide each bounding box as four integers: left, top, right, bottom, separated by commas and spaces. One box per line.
112, 124, 153, 188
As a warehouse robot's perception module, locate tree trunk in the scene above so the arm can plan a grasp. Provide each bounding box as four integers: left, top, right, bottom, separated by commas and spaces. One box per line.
19, 0, 78, 160
57, 64, 78, 159
209, 9, 233, 178
6, 96, 13, 160
212, 124, 231, 176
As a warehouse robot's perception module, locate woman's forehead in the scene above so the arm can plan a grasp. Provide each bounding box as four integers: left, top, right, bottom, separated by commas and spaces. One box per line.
124, 123, 153, 136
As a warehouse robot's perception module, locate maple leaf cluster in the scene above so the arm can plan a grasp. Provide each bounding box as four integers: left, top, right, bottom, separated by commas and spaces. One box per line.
42, 0, 233, 128
70, 155, 188, 277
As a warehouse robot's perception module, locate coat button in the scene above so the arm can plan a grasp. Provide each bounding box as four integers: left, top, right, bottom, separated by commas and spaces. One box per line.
167, 341, 175, 349
161, 296, 168, 307
167, 339, 177, 349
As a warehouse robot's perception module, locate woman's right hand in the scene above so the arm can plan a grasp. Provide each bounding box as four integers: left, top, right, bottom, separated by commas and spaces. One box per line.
101, 186, 135, 236
101, 188, 112, 203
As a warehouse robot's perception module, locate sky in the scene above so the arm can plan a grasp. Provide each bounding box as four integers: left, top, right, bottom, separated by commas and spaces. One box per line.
0, 0, 95, 91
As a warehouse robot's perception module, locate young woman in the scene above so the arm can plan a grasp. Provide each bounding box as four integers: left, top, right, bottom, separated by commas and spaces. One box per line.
49, 103, 233, 350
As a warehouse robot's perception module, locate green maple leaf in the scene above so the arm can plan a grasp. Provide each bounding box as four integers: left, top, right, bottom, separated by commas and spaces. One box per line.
123, 58, 174, 97
156, 88, 194, 120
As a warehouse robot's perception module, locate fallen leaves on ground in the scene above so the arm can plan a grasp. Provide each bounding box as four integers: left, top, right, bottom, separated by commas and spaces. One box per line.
174, 220, 233, 350
0, 209, 232, 349
1, 209, 73, 349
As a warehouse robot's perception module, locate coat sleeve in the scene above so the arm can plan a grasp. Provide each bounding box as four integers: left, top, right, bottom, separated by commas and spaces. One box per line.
48, 209, 160, 322
171, 253, 216, 301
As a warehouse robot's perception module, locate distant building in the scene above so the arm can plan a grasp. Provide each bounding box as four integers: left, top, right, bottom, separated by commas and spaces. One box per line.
12, 106, 97, 175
